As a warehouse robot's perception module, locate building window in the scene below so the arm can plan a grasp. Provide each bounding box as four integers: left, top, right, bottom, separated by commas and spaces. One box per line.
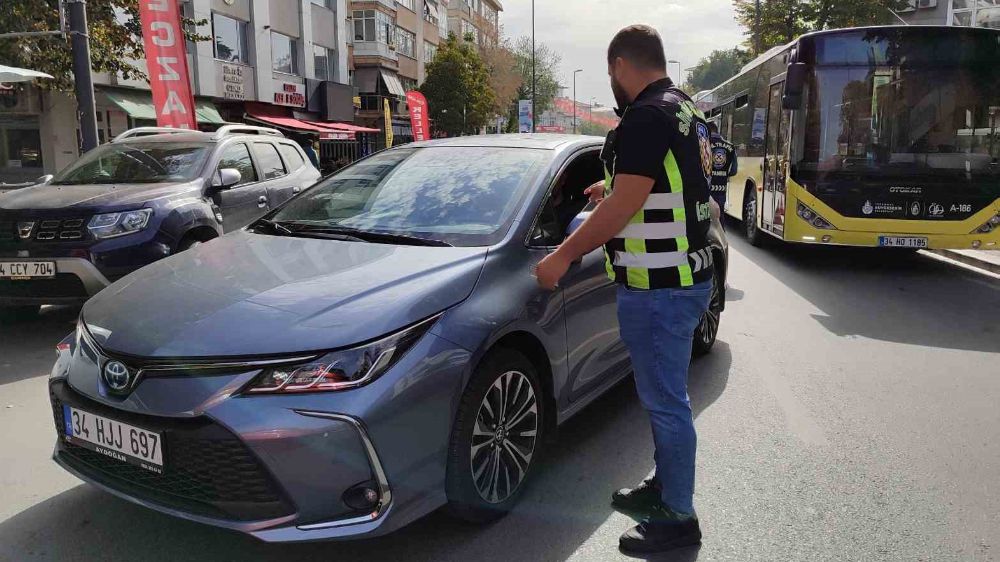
271, 32, 298, 75
397, 0, 416, 11
396, 27, 416, 58
400, 77, 417, 93
951, 0, 1000, 28
423, 41, 437, 64
353, 10, 396, 44
483, 3, 497, 28
311, 0, 333, 8
313, 45, 336, 81
461, 19, 478, 42
212, 13, 249, 64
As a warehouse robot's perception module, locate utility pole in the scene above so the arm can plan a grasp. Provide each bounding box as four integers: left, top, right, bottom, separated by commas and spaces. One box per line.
754, 0, 761, 57
572, 69, 582, 135
531, 0, 536, 133
67, 0, 99, 152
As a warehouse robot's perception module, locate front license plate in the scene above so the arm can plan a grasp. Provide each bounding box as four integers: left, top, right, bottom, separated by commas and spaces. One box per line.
878, 236, 927, 248
62, 405, 164, 473
0, 260, 55, 279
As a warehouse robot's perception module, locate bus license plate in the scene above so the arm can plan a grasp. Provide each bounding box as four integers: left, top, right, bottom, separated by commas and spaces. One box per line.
63, 405, 164, 473
0, 261, 55, 279
879, 236, 927, 248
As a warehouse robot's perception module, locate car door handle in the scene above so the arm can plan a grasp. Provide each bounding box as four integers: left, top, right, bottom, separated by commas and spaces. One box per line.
258, 195, 267, 208
293, 187, 301, 194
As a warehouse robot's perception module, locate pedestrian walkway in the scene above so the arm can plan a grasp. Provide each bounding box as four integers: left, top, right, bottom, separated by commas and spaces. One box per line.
929, 249, 1000, 275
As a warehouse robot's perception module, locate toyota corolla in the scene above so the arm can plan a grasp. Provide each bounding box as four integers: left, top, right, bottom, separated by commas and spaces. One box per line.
48, 135, 728, 542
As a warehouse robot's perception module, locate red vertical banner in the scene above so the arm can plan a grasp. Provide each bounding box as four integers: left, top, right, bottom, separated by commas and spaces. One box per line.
138, 0, 197, 129
406, 91, 430, 142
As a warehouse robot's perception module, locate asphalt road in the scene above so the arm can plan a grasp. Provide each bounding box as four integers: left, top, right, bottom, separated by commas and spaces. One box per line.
1, 237, 998, 562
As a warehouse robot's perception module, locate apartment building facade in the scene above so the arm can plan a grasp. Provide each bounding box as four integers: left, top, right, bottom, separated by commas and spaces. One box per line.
899, 0, 1000, 27
5, 0, 358, 182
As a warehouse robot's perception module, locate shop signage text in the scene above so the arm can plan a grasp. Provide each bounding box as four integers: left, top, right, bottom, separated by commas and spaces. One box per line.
406, 90, 429, 142
274, 82, 305, 107
221, 64, 246, 100
138, 0, 197, 129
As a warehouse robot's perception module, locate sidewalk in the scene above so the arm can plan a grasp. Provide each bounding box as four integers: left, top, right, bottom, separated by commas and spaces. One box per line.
927, 248, 1000, 275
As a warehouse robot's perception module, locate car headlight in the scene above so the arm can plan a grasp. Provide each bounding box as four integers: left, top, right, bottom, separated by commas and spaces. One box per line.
244, 316, 438, 394
797, 202, 836, 230
971, 212, 1000, 234
88, 209, 152, 239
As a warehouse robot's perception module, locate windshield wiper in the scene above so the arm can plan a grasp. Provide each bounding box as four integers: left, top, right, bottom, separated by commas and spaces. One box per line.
288, 224, 452, 247
253, 219, 294, 235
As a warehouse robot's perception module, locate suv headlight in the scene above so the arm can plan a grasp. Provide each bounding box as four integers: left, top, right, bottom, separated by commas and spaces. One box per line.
971, 212, 1000, 234
88, 209, 152, 239
797, 202, 836, 230
244, 316, 438, 394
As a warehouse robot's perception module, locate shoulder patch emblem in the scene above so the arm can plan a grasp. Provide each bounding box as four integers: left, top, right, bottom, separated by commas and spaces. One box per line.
696, 122, 712, 179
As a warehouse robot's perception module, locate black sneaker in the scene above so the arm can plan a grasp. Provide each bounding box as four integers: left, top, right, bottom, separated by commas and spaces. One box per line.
611, 476, 662, 514
619, 506, 702, 554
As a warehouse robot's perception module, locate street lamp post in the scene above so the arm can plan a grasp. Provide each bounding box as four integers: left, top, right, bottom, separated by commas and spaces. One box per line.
572, 69, 583, 134
531, 0, 536, 133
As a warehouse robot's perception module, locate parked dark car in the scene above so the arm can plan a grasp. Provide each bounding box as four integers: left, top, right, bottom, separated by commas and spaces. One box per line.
0, 125, 321, 319
48, 135, 727, 542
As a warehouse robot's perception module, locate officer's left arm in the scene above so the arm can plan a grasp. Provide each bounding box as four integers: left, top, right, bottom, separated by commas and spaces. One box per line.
729, 146, 739, 176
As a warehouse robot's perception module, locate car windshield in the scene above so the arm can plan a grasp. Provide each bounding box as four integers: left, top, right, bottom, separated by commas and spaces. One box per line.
269, 146, 549, 246
51, 142, 211, 185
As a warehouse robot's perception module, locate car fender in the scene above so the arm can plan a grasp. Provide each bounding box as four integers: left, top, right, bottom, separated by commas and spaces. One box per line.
155, 196, 222, 248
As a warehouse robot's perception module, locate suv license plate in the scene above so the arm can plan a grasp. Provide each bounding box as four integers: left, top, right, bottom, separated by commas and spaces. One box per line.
879, 236, 927, 248
0, 261, 55, 279
63, 405, 164, 473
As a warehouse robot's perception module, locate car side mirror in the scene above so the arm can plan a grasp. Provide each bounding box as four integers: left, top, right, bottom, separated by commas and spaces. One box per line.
566, 211, 591, 237
35, 174, 54, 185
212, 168, 242, 190
782, 62, 806, 110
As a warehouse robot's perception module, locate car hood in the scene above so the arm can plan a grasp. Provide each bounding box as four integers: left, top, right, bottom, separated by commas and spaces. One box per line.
0, 181, 199, 211
81, 230, 488, 358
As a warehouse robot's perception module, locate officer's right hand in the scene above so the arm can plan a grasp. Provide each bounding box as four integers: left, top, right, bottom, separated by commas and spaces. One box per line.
584, 181, 606, 205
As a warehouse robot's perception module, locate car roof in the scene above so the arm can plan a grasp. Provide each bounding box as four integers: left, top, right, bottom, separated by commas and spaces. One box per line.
409, 133, 605, 151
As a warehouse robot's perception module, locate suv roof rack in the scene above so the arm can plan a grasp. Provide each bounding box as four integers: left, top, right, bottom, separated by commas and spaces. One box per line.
213, 125, 283, 140
112, 127, 195, 142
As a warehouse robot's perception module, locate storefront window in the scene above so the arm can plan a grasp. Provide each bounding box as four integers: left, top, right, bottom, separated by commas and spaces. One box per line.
272, 32, 299, 75
951, 0, 1000, 27
213, 13, 250, 64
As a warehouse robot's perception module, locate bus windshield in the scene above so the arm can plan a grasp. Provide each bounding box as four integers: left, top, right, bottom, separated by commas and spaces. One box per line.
802, 66, 1000, 177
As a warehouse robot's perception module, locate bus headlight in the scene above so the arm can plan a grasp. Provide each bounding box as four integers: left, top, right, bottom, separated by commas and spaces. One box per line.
971, 213, 1000, 234
797, 202, 836, 230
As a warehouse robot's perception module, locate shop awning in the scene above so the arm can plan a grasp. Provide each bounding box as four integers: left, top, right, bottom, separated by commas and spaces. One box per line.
244, 102, 378, 139
101, 88, 225, 124
380, 70, 407, 97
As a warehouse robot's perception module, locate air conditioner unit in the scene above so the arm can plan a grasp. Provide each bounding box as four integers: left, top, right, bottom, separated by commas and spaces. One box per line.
917, 0, 937, 8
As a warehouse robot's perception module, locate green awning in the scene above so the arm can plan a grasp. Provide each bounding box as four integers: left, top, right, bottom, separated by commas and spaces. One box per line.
101, 88, 225, 124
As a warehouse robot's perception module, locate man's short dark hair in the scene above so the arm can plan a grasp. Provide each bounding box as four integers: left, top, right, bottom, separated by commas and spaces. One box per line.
608, 25, 667, 72
708, 122, 719, 134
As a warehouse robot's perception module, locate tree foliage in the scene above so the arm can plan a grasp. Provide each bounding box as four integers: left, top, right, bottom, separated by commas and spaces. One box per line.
733, 0, 909, 56
509, 35, 561, 128
683, 48, 751, 94
480, 31, 522, 118
0, 0, 206, 91
579, 120, 612, 137
420, 34, 496, 137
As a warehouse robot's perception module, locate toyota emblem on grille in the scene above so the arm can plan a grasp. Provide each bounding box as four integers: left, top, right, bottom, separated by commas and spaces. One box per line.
102, 360, 131, 392
17, 221, 35, 240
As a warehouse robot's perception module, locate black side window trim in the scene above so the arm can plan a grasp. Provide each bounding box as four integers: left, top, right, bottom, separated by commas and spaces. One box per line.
252, 141, 289, 180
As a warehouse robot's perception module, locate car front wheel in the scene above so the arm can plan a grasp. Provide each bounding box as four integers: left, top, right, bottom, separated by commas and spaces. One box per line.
445, 349, 545, 522
693, 266, 723, 356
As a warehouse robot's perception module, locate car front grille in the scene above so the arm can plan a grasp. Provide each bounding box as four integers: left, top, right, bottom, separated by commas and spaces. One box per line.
50, 383, 295, 522
0, 274, 88, 299
0, 216, 89, 242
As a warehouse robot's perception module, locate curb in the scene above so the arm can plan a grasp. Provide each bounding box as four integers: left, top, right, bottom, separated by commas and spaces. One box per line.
926, 249, 1000, 275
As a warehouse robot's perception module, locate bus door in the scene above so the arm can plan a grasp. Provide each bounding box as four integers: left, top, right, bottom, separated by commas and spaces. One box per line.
763, 81, 791, 235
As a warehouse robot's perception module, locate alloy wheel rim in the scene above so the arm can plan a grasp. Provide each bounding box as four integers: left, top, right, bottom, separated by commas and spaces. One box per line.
698, 275, 721, 345
470, 370, 538, 504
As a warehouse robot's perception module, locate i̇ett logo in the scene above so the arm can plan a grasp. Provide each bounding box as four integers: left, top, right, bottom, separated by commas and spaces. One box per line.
102, 360, 131, 392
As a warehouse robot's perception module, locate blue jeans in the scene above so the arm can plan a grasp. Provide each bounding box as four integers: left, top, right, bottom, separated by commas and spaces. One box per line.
617, 280, 712, 516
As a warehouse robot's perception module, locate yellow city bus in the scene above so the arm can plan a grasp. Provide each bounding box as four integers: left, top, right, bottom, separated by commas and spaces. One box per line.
698, 26, 1000, 250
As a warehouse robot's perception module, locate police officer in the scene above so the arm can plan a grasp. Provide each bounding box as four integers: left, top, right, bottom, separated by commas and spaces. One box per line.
535, 24, 714, 554
708, 121, 737, 214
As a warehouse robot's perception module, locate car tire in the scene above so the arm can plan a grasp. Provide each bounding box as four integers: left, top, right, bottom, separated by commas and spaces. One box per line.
744, 189, 764, 247
0, 305, 41, 323
445, 348, 546, 523
693, 266, 723, 357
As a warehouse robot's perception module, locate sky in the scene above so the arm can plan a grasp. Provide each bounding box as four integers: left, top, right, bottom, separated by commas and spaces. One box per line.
500, 0, 746, 109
